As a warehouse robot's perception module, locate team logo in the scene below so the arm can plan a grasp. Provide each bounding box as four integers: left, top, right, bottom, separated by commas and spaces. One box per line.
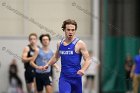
30, 51, 34, 56
59, 50, 73, 55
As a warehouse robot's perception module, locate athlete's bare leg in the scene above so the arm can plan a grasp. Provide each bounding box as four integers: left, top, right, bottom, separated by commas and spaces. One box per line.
45, 85, 53, 93
26, 80, 37, 93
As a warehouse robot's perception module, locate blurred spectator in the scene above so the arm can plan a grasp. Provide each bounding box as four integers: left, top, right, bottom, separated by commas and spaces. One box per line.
84, 51, 99, 93
8, 59, 24, 93
124, 54, 133, 93
130, 49, 140, 93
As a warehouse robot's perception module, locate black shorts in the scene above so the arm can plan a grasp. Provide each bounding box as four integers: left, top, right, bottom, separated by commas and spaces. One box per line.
86, 75, 95, 80
35, 73, 52, 92
24, 69, 35, 84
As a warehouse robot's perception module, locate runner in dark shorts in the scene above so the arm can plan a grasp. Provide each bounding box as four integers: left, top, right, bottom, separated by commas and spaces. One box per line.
30, 34, 59, 93
22, 33, 38, 93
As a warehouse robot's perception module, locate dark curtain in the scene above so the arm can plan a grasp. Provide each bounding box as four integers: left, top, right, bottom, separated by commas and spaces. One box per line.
101, 0, 140, 93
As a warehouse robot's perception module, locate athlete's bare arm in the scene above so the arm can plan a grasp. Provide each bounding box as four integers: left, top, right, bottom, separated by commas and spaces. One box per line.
44, 41, 60, 69
30, 48, 44, 70
22, 46, 33, 63
77, 40, 90, 76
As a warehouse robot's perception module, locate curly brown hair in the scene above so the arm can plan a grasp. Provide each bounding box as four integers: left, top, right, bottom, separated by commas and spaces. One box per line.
61, 19, 77, 31
39, 34, 51, 43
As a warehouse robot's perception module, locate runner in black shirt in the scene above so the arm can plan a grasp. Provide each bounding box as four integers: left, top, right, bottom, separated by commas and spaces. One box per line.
22, 33, 38, 93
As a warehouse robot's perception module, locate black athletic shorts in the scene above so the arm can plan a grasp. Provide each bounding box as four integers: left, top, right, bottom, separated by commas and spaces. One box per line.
86, 75, 95, 80
24, 69, 35, 83
35, 73, 52, 92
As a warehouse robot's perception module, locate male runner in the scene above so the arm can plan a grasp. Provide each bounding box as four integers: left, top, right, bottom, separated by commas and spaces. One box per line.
44, 19, 91, 93
30, 34, 59, 93
22, 33, 37, 93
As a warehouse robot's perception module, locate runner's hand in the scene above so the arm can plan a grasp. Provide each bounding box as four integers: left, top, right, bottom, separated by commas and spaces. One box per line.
36, 66, 44, 70
77, 69, 85, 76
44, 64, 49, 70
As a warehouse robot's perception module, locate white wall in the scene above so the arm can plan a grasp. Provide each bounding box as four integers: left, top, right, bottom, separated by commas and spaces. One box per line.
0, 0, 92, 37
